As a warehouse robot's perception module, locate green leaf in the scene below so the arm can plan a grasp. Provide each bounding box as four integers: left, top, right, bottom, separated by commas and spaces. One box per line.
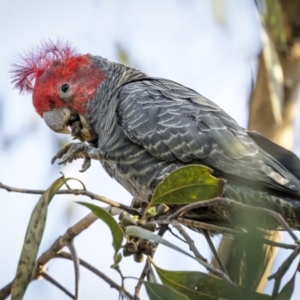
11, 176, 71, 300
126, 226, 271, 300
152, 263, 270, 300
144, 282, 190, 300
148, 263, 158, 283
127, 227, 270, 300
153, 265, 217, 300
78, 202, 124, 262
149, 165, 225, 207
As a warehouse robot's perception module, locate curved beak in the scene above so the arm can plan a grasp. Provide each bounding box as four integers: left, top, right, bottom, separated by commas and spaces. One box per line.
43, 108, 71, 134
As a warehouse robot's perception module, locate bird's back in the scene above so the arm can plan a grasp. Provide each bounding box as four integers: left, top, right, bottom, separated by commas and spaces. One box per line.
97, 76, 300, 229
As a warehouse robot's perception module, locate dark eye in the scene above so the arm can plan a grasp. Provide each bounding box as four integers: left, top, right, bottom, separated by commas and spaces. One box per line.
60, 84, 70, 93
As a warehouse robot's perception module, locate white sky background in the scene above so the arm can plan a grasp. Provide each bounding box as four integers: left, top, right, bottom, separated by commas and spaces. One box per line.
0, 0, 299, 299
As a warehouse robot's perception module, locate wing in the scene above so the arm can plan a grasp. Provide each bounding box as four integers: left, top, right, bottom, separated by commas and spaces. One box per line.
117, 78, 300, 194
248, 131, 300, 181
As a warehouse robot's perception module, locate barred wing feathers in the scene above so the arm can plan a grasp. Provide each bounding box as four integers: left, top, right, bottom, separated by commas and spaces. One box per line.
117, 78, 300, 196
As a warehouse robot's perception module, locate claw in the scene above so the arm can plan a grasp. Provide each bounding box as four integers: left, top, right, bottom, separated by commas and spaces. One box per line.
80, 157, 91, 172
51, 142, 94, 171
57, 143, 87, 165
51, 143, 75, 165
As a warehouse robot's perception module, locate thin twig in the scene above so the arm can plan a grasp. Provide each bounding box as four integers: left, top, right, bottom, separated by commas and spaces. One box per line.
61, 174, 86, 191
170, 197, 299, 243
261, 238, 297, 250
35, 213, 98, 270
171, 220, 207, 262
153, 217, 239, 235
133, 225, 168, 300
56, 252, 133, 300
167, 226, 188, 244
134, 260, 150, 300
66, 241, 80, 300
0, 182, 141, 217
202, 229, 229, 277
171, 220, 235, 287
146, 264, 158, 283
268, 244, 300, 297
0, 213, 98, 300
143, 218, 239, 285
170, 217, 296, 250
177, 218, 240, 235
0, 281, 12, 300
129, 218, 236, 288
0, 207, 129, 299
170, 198, 242, 219
41, 272, 75, 299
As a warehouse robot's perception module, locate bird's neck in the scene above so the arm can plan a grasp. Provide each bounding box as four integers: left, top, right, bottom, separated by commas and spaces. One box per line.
85, 57, 146, 141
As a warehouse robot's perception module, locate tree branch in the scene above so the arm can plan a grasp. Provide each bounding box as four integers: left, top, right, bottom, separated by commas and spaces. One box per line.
0, 212, 98, 300
177, 218, 239, 235
269, 244, 300, 297
133, 225, 168, 300
202, 229, 229, 277
66, 241, 80, 300
170, 197, 299, 243
171, 220, 234, 286
261, 238, 297, 250
0, 182, 141, 217
41, 272, 75, 299
0, 282, 12, 300
171, 220, 207, 262
35, 213, 98, 270
56, 252, 133, 300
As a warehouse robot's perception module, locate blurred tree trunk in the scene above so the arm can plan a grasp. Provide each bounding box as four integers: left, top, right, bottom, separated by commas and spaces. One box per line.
214, 0, 300, 292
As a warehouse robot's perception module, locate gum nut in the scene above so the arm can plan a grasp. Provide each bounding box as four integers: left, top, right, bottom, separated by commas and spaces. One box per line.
126, 241, 138, 253
121, 216, 136, 227
157, 203, 169, 215
122, 248, 132, 257
141, 222, 157, 232
118, 211, 129, 221
134, 253, 144, 263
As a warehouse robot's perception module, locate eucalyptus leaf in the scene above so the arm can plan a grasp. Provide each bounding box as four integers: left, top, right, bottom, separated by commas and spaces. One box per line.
126, 226, 196, 262
144, 281, 190, 300
152, 261, 270, 300
78, 202, 124, 262
11, 176, 71, 300
148, 263, 158, 284
149, 165, 224, 207
126, 227, 270, 300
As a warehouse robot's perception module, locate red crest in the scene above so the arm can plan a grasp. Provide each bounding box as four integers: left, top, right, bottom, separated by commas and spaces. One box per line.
10, 40, 78, 93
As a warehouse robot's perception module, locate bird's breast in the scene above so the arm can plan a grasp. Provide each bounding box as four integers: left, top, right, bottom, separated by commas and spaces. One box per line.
99, 137, 180, 200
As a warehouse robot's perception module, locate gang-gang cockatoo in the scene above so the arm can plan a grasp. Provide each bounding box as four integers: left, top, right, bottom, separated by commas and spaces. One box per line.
11, 40, 300, 229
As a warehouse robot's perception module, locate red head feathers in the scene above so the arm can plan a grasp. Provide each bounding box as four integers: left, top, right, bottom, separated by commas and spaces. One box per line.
10, 40, 105, 116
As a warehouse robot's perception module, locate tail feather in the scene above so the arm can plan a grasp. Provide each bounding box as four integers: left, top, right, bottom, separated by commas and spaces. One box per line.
248, 131, 300, 181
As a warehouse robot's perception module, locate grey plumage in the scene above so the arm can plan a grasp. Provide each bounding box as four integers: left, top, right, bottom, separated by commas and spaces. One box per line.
64, 56, 300, 229
14, 41, 300, 229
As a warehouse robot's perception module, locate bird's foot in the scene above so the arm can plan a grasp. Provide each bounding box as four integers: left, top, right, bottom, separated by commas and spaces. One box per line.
51, 142, 92, 172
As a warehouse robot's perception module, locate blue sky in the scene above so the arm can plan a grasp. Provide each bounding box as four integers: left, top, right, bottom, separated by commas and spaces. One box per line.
0, 1, 299, 299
